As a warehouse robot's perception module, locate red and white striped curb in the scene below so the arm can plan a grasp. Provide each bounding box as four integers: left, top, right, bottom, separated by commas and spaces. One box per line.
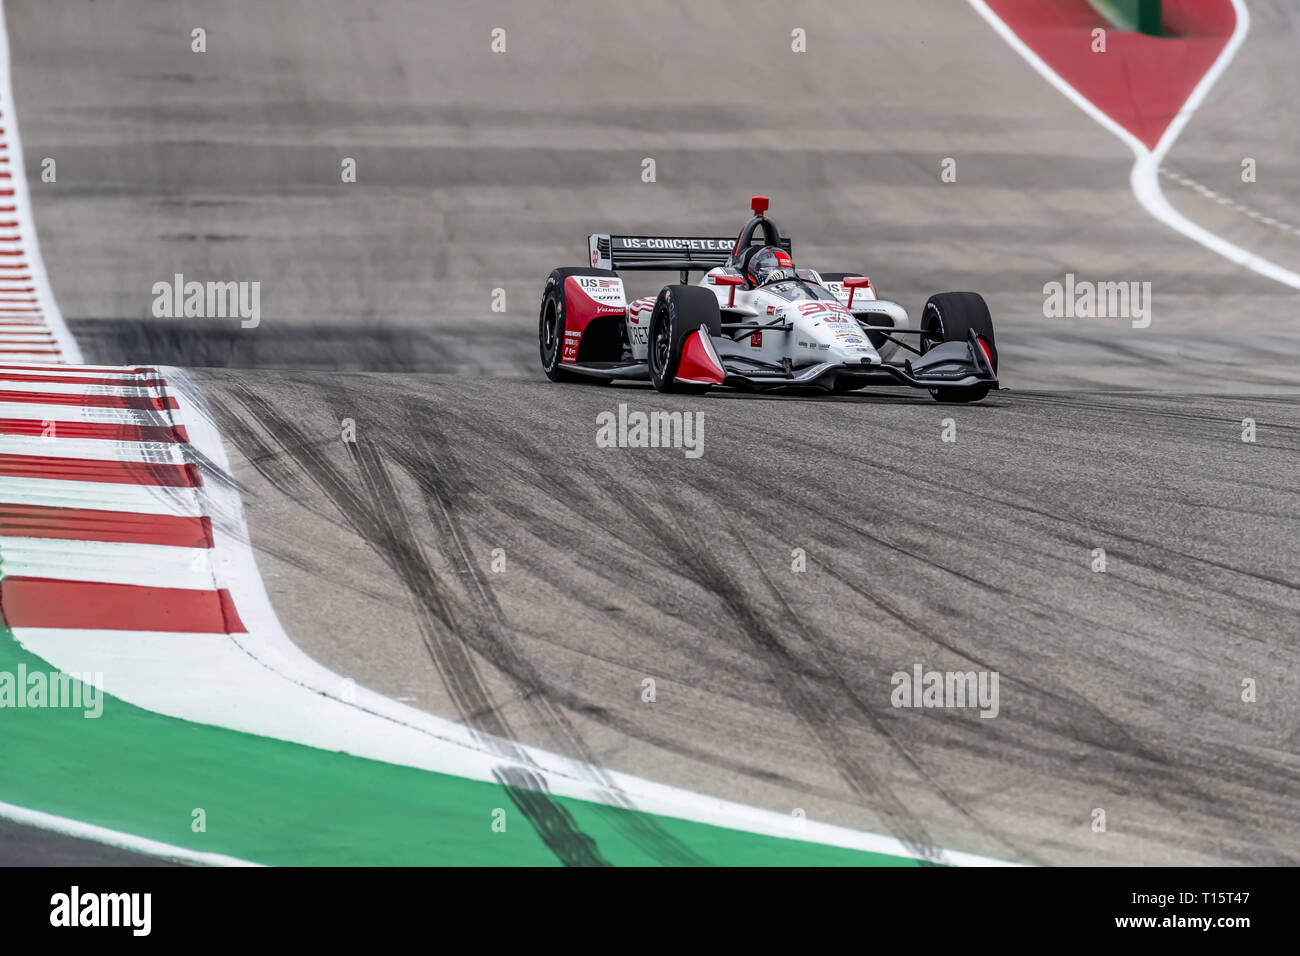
0, 1, 233, 637
0, 14, 79, 364
0, 363, 244, 633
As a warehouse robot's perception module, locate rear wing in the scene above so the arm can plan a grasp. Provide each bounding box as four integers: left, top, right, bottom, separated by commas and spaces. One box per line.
589, 233, 792, 273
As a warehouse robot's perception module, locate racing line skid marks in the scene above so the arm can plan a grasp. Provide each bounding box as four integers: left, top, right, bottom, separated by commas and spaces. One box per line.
207, 383, 709, 866
611, 472, 948, 862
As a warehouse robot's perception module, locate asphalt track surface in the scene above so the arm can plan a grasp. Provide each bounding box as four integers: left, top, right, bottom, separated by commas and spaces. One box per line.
0, 820, 180, 867
8, 1, 1300, 865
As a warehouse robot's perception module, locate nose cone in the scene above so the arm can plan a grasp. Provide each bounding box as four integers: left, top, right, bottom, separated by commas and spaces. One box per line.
829, 338, 881, 365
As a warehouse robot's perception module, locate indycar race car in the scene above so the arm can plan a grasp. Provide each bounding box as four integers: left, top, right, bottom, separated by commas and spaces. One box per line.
538, 196, 999, 402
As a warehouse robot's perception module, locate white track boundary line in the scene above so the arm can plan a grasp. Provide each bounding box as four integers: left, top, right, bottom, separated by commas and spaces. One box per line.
0, 799, 261, 866
967, 0, 1300, 291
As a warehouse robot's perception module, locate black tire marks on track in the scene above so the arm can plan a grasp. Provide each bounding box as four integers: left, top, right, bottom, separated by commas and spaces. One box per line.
211, 380, 710, 867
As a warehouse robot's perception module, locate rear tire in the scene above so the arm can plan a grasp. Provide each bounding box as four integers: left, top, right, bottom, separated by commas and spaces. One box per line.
647, 285, 722, 394
919, 291, 996, 404
538, 267, 619, 382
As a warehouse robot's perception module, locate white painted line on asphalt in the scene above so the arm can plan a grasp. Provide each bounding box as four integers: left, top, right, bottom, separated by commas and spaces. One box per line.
1160, 165, 1300, 236
0, 799, 261, 866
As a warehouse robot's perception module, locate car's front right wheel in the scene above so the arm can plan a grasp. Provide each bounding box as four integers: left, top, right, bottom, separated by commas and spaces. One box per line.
919, 291, 996, 404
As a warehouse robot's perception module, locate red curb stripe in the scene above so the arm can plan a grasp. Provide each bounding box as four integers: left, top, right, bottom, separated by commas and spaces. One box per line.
0, 577, 245, 633
0, 418, 189, 442
984, 0, 1235, 150
0, 454, 200, 487
0, 390, 177, 410
0, 504, 213, 548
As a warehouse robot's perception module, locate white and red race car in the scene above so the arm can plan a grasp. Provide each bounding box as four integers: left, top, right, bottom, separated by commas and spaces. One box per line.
539, 196, 999, 402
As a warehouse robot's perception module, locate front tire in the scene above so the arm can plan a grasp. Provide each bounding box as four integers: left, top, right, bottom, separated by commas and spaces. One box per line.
647, 285, 722, 394
919, 291, 996, 404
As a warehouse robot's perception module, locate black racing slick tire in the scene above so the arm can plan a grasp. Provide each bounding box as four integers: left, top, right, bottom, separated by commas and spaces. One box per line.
919, 291, 996, 404
647, 285, 722, 394
538, 267, 619, 383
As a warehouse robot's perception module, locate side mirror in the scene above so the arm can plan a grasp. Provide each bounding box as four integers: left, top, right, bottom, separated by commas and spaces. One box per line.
842, 275, 872, 309
711, 272, 744, 306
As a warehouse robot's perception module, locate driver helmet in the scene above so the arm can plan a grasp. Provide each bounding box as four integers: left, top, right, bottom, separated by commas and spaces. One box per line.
747, 247, 794, 287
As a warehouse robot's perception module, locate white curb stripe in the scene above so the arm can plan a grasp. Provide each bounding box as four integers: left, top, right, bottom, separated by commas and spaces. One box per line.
0, 401, 175, 424
0, 434, 185, 462
0, 537, 213, 588
0, 476, 203, 516
0, 379, 165, 396
0, 366, 149, 378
